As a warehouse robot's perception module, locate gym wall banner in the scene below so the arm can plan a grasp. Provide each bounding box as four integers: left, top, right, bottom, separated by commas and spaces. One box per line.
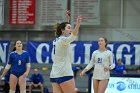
27, 41, 140, 65
71, 0, 100, 25
9, 0, 36, 25
0, 41, 10, 63
90, 77, 140, 93
41, 0, 67, 25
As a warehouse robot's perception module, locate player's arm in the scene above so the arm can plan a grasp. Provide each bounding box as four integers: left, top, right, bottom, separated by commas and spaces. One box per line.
80, 52, 95, 76
109, 52, 115, 70
0, 64, 11, 78
65, 10, 70, 23
25, 63, 31, 75
1, 53, 13, 79
72, 16, 82, 36
62, 16, 83, 45
84, 52, 95, 71
24, 53, 31, 77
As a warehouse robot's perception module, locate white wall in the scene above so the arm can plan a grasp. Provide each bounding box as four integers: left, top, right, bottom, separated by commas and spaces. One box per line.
79, 28, 140, 41
79, 0, 140, 41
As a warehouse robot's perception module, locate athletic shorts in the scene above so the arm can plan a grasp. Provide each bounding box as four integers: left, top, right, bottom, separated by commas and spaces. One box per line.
11, 71, 24, 78
50, 76, 73, 84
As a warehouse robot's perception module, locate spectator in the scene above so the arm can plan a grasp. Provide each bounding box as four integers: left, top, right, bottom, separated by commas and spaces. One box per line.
114, 58, 127, 75
72, 65, 82, 78
29, 68, 44, 93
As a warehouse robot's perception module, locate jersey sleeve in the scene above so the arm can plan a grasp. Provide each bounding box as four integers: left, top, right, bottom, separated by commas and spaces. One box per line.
85, 51, 96, 71
61, 34, 76, 45
109, 52, 115, 70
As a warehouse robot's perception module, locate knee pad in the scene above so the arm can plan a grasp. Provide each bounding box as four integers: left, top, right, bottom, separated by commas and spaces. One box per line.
21, 90, 26, 93
9, 90, 15, 93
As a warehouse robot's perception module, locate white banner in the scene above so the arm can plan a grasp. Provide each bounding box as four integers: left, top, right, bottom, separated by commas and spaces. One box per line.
91, 77, 140, 93
71, 0, 100, 25
41, 0, 67, 25
0, 0, 4, 25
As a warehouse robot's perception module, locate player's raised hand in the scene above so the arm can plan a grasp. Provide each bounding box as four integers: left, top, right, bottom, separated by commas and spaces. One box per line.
77, 16, 83, 25
65, 10, 70, 22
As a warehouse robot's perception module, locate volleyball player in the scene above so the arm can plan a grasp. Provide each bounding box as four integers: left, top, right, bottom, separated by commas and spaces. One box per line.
50, 11, 82, 93
80, 37, 115, 93
0, 40, 31, 93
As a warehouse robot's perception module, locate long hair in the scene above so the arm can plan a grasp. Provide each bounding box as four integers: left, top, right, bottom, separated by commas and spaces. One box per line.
12, 41, 17, 51
12, 40, 23, 51
54, 22, 70, 37
103, 37, 108, 47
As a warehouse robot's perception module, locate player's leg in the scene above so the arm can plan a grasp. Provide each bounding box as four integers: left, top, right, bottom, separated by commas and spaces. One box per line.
18, 75, 26, 93
60, 78, 75, 93
98, 79, 109, 93
93, 79, 99, 93
52, 83, 63, 93
9, 74, 18, 93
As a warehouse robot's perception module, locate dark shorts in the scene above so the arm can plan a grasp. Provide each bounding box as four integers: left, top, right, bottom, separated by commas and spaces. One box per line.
50, 76, 73, 84
11, 71, 24, 78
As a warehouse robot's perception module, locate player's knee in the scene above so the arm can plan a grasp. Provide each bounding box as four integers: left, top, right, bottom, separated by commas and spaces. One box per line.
9, 89, 15, 93
20, 90, 26, 93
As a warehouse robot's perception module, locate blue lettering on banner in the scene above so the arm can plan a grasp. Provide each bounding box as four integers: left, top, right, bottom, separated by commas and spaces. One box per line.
107, 81, 140, 91
27, 41, 140, 65
116, 81, 126, 91
0, 41, 10, 63
27, 41, 53, 64
0, 41, 140, 65
104, 77, 140, 93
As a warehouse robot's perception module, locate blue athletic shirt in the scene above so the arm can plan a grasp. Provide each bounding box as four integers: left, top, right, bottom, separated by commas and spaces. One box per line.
30, 73, 44, 84
115, 65, 125, 74
8, 50, 30, 75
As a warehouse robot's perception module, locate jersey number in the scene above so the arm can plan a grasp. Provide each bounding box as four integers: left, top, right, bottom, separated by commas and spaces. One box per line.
18, 60, 21, 65
98, 58, 102, 63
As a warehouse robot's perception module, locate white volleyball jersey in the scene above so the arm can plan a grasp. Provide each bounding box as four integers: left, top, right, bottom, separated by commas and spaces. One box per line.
50, 34, 76, 78
85, 50, 115, 80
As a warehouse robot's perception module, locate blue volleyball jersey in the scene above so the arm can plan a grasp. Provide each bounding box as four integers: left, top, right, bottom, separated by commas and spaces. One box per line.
8, 50, 30, 74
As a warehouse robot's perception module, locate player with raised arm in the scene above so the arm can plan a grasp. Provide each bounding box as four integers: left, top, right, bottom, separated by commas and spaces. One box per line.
50, 11, 82, 93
